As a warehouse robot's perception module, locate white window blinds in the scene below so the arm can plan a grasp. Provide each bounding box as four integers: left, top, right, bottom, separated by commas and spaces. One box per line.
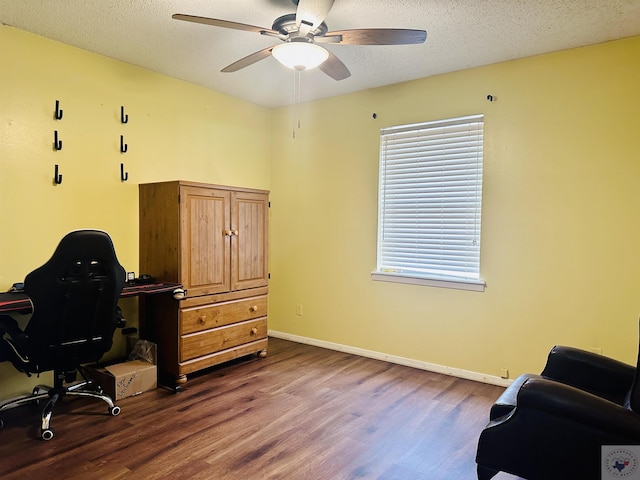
376, 114, 484, 285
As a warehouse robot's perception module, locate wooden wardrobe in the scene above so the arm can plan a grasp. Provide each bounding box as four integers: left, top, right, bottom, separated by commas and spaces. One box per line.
139, 180, 269, 388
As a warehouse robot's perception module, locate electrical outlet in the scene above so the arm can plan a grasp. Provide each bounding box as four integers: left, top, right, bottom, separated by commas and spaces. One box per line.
500, 368, 509, 379
296, 304, 303, 316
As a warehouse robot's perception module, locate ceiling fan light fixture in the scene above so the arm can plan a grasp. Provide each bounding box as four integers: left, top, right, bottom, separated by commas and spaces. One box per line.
272, 41, 329, 71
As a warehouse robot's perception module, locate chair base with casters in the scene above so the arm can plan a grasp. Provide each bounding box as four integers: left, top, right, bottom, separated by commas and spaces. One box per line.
0, 365, 121, 440
475, 342, 640, 480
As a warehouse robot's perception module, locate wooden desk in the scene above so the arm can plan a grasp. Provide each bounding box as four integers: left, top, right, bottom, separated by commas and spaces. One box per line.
0, 282, 183, 315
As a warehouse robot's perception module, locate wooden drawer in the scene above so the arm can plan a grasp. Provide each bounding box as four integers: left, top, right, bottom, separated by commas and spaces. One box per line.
180, 317, 267, 362
179, 338, 268, 376
180, 295, 267, 335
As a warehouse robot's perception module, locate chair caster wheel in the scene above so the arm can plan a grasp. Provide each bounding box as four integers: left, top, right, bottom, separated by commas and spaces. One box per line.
109, 406, 121, 416
42, 428, 54, 441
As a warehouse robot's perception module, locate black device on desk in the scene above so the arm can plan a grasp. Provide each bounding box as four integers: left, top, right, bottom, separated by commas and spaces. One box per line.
128, 273, 155, 285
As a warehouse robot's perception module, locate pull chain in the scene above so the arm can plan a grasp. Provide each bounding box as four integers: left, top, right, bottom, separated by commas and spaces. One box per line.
292, 67, 302, 139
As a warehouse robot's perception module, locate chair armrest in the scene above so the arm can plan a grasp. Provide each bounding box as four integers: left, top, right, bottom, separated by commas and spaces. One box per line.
516, 377, 640, 439
0, 314, 25, 339
541, 345, 635, 402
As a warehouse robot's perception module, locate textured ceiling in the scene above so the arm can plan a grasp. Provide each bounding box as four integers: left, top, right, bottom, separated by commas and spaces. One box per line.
1, 0, 639, 108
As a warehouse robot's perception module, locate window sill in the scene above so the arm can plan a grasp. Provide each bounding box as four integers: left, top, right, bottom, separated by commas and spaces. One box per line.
371, 271, 486, 292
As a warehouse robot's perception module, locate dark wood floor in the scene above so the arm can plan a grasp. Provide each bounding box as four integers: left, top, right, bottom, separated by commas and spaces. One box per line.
0, 338, 520, 480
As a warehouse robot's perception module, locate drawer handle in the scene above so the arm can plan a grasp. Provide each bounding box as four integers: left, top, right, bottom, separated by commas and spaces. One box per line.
250, 305, 258, 312
199, 315, 207, 325
250, 327, 258, 335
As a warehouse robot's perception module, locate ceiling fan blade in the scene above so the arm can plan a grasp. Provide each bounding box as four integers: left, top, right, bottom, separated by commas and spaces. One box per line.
323, 28, 427, 45
296, 0, 335, 31
172, 13, 279, 36
318, 50, 351, 81
221, 46, 274, 73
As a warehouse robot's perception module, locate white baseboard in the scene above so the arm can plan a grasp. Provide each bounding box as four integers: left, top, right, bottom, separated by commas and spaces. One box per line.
268, 330, 513, 388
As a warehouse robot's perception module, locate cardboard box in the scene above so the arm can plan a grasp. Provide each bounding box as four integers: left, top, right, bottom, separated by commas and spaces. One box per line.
91, 341, 157, 400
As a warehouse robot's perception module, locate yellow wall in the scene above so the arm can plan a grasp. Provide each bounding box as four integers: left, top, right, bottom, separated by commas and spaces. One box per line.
0, 26, 271, 396
269, 36, 640, 379
1, 24, 639, 398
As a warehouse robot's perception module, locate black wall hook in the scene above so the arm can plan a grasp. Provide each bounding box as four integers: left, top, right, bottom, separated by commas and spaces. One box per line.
120, 135, 128, 153
53, 164, 62, 184
54, 100, 63, 120
121, 106, 128, 124
120, 163, 129, 182
54, 130, 62, 150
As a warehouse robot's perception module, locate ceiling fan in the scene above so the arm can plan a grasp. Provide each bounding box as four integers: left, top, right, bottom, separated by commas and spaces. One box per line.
172, 0, 427, 81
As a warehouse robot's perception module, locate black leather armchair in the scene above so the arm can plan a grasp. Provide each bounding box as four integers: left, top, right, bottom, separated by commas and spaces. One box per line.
476, 334, 640, 480
0, 230, 126, 440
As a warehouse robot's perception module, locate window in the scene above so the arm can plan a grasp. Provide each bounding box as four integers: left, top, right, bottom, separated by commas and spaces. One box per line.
373, 114, 485, 292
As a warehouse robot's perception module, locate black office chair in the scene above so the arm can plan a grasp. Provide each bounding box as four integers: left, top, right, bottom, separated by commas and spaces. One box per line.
0, 229, 126, 440
475, 325, 640, 480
